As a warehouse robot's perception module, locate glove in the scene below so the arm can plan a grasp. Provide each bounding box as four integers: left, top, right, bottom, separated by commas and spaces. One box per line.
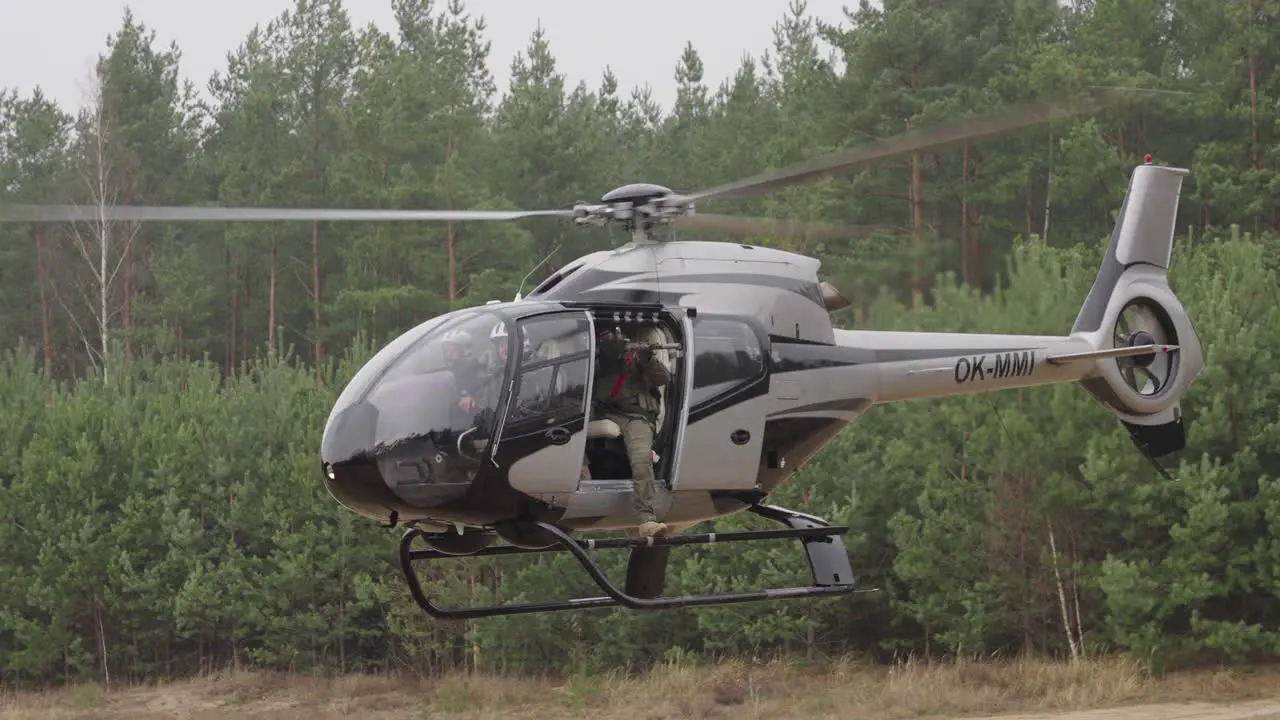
598, 337, 627, 363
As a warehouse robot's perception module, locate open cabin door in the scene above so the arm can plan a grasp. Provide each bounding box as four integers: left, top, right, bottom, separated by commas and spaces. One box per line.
670, 314, 768, 493
490, 310, 595, 506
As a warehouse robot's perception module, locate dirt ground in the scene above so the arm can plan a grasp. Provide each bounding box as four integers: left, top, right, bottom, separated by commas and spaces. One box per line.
15, 699, 1280, 720
974, 701, 1280, 720
4, 656, 1280, 720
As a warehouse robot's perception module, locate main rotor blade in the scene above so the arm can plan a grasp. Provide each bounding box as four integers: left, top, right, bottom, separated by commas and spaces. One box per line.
686, 87, 1177, 203
672, 213, 893, 241
0, 204, 575, 223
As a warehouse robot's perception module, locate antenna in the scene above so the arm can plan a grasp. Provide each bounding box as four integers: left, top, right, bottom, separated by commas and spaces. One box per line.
513, 244, 561, 301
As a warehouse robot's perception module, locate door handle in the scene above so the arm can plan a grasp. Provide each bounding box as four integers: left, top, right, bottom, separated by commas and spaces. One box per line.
545, 427, 571, 445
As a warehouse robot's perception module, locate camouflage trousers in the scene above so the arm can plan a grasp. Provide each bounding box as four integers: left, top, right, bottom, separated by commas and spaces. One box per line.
580, 412, 659, 522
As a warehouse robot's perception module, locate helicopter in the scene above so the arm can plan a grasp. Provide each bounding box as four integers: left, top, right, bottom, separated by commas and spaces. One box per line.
0, 88, 1205, 621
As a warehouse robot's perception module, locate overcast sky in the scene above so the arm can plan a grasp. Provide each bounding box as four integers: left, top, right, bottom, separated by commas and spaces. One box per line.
0, 0, 855, 114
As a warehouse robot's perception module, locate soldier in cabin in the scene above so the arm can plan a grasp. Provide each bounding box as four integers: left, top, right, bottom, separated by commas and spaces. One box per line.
591, 325, 672, 538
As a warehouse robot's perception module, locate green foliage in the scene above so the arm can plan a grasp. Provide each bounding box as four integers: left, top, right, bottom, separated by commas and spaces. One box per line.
2, 0, 1279, 687
2, 230, 1277, 683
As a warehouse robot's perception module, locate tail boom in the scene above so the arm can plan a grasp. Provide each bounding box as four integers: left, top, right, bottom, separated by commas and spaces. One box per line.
823, 162, 1203, 463
832, 330, 1098, 404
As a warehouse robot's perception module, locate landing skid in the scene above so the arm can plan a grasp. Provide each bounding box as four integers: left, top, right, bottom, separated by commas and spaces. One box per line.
397, 504, 875, 620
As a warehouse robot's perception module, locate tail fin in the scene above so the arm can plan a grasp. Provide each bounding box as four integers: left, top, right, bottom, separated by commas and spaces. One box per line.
1068, 161, 1205, 463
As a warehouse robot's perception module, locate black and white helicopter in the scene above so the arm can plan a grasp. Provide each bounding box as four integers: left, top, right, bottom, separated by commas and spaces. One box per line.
0, 89, 1205, 621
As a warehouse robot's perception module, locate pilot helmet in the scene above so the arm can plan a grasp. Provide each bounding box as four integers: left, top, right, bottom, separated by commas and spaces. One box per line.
440, 329, 473, 364
492, 321, 533, 360
489, 322, 510, 360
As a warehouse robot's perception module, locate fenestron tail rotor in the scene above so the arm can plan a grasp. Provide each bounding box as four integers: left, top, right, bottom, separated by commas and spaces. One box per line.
1114, 300, 1175, 397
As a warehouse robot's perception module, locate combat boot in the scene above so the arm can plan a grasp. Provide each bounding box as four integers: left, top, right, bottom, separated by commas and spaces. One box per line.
638, 520, 669, 538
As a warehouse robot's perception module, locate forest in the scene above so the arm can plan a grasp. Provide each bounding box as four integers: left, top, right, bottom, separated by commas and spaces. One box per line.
3, 0, 1280, 690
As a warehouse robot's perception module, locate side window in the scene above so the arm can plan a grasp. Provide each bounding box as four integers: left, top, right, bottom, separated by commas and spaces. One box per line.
503, 313, 591, 429
520, 315, 591, 362
690, 319, 764, 406
507, 357, 589, 425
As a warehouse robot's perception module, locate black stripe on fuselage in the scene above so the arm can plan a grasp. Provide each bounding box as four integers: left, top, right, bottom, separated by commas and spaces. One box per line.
540, 266, 826, 309
766, 397, 871, 418
770, 335, 1041, 366
656, 273, 825, 306
770, 337, 870, 372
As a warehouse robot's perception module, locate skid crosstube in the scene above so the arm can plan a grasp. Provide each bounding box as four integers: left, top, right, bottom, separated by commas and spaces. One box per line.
397, 503, 872, 620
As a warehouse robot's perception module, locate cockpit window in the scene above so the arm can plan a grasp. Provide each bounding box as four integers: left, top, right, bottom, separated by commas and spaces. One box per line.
322, 310, 513, 462
379, 312, 511, 385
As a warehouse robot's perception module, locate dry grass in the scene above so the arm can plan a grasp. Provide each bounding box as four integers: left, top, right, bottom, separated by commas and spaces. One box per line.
3, 654, 1280, 720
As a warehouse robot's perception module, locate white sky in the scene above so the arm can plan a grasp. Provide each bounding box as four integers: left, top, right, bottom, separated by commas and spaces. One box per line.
0, 0, 855, 114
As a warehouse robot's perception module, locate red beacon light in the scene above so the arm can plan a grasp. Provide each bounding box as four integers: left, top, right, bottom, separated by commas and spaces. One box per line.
1144, 153, 1153, 164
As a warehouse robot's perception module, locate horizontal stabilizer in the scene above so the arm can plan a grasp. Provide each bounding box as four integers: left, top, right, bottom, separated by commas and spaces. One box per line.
1045, 344, 1178, 365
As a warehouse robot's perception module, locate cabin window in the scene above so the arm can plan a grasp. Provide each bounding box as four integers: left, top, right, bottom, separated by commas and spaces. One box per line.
690, 318, 764, 406
508, 357, 590, 424
502, 313, 591, 429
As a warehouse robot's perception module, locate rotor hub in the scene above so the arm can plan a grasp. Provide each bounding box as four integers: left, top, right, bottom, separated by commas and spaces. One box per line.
571, 182, 695, 232
1128, 329, 1157, 367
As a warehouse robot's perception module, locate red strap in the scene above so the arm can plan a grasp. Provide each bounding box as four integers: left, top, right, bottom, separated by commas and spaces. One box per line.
610, 355, 634, 398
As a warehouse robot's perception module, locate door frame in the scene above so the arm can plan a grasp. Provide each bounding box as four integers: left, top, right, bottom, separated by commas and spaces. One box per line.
488, 309, 597, 499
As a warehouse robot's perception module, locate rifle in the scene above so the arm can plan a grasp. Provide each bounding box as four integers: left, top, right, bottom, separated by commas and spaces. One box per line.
623, 341, 685, 360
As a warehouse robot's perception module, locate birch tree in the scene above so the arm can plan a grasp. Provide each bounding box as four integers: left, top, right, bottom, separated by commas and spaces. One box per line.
52, 75, 139, 384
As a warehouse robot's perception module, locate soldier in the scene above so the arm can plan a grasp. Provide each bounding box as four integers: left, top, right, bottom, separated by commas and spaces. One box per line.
592, 326, 671, 538
441, 329, 483, 412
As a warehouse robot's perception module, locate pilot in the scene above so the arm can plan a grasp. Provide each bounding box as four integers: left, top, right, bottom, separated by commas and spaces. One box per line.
489, 321, 511, 369
441, 329, 484, 413
591, 326, 672, 538
487, 320, 530, 369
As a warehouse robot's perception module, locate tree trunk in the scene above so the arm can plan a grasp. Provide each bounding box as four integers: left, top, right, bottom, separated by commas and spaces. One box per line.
122, 186, 134, 361
269, 239, 278, 352
1249, 0, 1260, 171
312, 221, 323, 377
123, 249, 133, 360
226, 246, 236, 374
35, 226, 53, 378
960, 139, 970, 285
445, 135, 457, 302
241, 266, 250, 366
1043, 125, 1053, 244
1025, 178, 1034, 238
99, 215, 109, 385
94, 596, 110, 689
910, 151, 924, 302
448, 222, 457, 301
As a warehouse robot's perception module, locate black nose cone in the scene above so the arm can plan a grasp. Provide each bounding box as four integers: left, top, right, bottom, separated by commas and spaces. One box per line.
321, 372, 484, 522
321, 400, 401, 524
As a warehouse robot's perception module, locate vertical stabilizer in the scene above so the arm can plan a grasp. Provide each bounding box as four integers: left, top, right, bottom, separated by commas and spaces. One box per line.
1067, 161, 1204, 462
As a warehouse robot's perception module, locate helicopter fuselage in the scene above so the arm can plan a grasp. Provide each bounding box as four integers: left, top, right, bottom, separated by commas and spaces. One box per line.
320, 161, 1204, 552
318, 237, 1101, 542
319, 240, 874, 538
